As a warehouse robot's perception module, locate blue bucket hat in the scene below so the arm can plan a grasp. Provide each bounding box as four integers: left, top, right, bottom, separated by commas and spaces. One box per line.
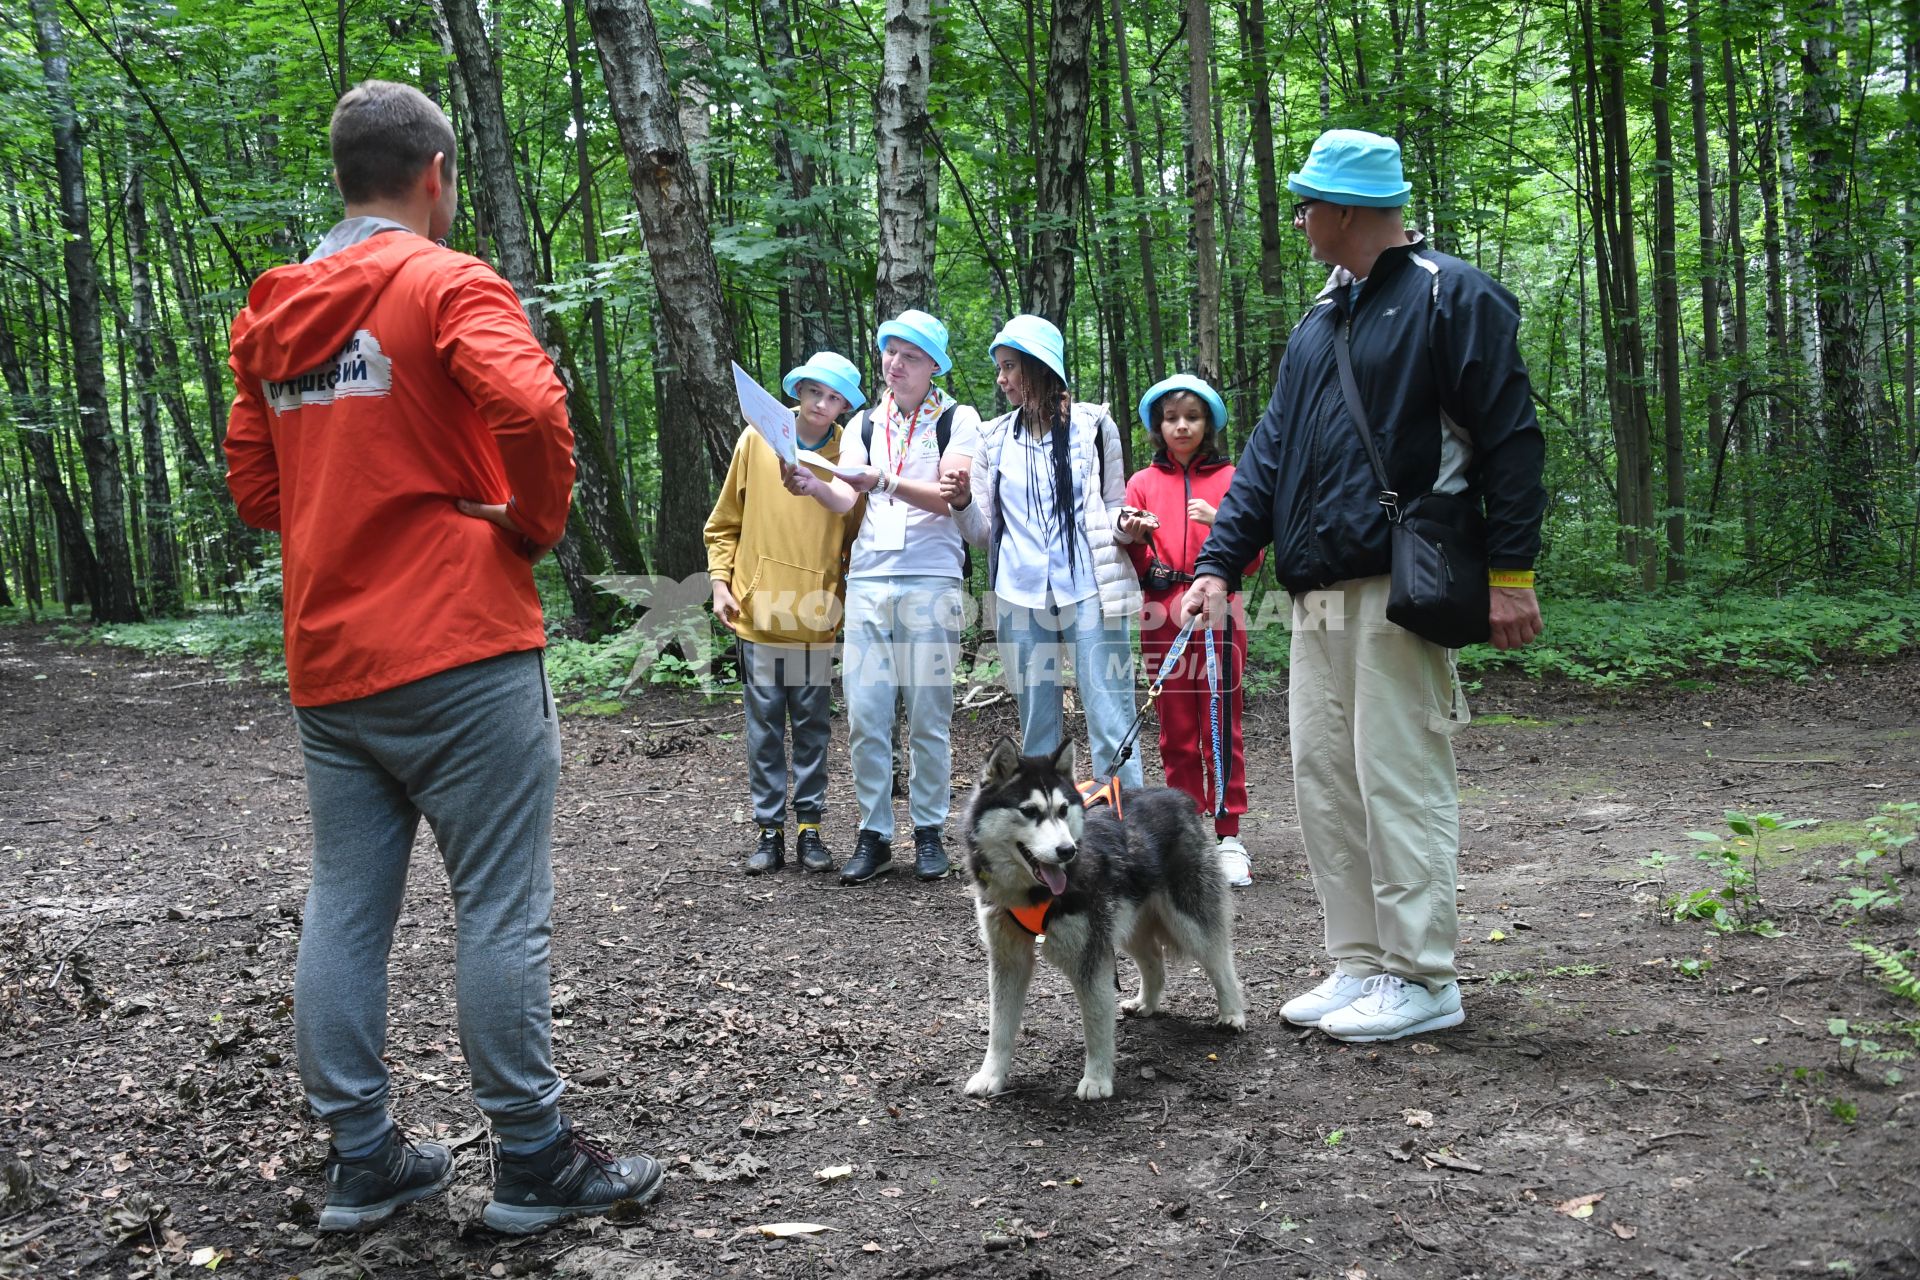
875, 309, 953, 376
782, 351, 866, 411
1138, 374, 1228, 436
1286, 129, 1412, 208
989, 313, 1067, 384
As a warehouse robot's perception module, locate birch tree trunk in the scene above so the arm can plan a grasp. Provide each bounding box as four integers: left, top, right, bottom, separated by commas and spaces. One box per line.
1244, 0, 1288, 385
564, 0, 619, 463
588, 0, 740, 579
875, 0, 936, 318
1110, 0, 1166, 380
1024, 0, 1094, 327
759, 0, 834, 367
29, 0, 140, 621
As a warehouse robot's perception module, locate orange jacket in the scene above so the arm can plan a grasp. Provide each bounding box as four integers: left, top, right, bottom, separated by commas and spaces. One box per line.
225, 231, 575, 706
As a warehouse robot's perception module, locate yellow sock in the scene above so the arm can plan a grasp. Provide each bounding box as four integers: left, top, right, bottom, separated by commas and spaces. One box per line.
796, 822, 820, 834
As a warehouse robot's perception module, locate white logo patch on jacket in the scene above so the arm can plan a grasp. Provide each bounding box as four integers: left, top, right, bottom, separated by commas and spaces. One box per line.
263, 330, 393, 415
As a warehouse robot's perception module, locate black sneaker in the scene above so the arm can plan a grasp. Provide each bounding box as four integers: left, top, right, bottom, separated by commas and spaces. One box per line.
744, 827, 784, 875
840, 830, 893, 884
483, 1120, 665, 1235
317, 1128, 454, 1232
795, 826, 835, 873
913, 825, 950, 880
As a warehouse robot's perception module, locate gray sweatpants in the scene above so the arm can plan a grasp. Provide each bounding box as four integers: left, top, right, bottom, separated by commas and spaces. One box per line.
292, 649, 565, 1153
739, 640, 834, 827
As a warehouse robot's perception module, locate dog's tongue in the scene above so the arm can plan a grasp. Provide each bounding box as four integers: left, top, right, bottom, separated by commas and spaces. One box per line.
1038, 863, 1068, 896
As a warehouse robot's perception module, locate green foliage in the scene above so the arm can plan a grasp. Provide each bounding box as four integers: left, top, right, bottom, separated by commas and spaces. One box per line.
1661, 810, 1814, 936
1830, 804, 1916, 923
87, 611, 285, 685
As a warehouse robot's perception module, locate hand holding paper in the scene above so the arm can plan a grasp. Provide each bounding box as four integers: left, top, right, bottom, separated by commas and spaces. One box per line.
732, 362, 796, 467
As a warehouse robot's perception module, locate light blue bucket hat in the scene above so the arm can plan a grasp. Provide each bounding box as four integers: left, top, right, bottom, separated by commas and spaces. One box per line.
782, 351, 866, 411
989, 313, 1067, 384
1138, 374, 1228, 435
875, 309, 953, 376
1286, 129, 1412, 208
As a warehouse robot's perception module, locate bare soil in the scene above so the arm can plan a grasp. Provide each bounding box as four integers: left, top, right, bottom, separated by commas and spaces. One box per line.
3, 623, 1918, 1280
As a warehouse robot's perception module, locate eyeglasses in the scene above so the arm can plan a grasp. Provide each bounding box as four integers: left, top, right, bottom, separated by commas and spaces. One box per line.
1291, 199, 1322, 222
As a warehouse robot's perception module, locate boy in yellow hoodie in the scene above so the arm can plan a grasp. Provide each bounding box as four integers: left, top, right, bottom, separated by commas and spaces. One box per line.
705, 353, 864, 874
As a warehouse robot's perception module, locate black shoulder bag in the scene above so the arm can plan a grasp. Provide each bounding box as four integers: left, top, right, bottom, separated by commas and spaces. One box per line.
1330, 314, 1491, 650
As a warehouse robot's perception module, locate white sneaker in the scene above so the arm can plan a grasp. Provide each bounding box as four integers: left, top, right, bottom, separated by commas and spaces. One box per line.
1317, 975, 1464, 1043
1217, 836, 1252, 888
1279, 971, 1370, 1025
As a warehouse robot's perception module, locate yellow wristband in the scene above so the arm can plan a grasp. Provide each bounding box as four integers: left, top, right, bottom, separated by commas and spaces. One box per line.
1488, 569, 1535, 589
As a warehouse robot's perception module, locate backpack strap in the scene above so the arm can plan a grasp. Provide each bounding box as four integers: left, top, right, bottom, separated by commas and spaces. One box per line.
936, 405, 957, 455
858, 407, 875, 455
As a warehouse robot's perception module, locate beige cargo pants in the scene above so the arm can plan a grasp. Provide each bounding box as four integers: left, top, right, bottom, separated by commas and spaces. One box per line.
1289, 576, 1470, 992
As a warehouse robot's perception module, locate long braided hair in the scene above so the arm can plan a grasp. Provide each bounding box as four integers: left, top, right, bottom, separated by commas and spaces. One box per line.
1011, 350, 1079, 576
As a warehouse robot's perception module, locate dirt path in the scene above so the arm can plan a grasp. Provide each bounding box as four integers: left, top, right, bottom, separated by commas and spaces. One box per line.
3, 624, 1918, 1279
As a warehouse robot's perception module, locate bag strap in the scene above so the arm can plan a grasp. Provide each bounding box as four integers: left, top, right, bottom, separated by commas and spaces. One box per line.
858, 407, 875, 454
1330, 311, 1401, 524
936, 404, 956, 455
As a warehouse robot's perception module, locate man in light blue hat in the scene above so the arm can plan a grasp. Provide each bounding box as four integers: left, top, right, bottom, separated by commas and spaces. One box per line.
784, 310, 982, 884
1183, 127, 1547, 1044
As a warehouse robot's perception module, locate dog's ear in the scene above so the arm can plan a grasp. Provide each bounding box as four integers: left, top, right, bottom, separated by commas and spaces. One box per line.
1050, 739, 1077, 781
981, 737, 1021, 787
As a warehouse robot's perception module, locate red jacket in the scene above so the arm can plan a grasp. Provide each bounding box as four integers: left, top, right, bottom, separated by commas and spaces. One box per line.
226, 232, 574, 706
1124, 453, 1263, 598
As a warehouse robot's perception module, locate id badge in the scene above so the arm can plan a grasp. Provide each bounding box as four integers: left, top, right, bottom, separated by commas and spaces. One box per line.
870, 496, 908, 551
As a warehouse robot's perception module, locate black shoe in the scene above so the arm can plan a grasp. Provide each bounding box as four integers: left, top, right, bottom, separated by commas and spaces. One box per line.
483, 1119, 665, 1236
840, 830, 893, 884
318, 1128, 454, 1232
795, 826, 835, 873
913, 825, 950, 880
744, 827, 784, 875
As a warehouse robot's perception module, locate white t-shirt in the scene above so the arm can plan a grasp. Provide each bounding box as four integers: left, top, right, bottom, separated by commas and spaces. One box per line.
842, 390, 982, 580
993, 423, 1095, 608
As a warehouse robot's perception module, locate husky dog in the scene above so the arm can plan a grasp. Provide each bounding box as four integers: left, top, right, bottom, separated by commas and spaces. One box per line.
960, 738, 1247, 1101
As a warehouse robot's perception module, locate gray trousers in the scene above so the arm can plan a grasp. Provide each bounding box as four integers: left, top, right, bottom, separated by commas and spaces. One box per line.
292, 650, 565, 1152
739, 640, 834, 827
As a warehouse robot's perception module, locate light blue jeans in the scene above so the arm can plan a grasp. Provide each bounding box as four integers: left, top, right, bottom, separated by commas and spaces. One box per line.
842, 575, 964, 839
995, 596, 1144, 789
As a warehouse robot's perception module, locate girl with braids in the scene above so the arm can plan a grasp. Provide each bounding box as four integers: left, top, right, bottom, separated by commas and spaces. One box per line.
941, 315, 1144, 789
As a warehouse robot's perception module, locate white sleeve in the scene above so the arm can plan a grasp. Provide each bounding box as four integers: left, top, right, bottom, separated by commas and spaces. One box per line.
839, 414, 868, 468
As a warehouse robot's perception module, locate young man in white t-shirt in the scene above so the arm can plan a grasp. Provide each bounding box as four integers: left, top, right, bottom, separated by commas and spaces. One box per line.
784, 310, 980, 883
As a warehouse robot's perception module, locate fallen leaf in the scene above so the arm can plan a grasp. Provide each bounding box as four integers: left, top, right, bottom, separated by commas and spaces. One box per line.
879, 1187, 904, 1198
686, 1153, 769, 1183
814, 1165, 853, 1182
862, 1241, 882, 1253
188, 1246, 225, 1269
1610, 1221, 1637, 1240
258, 1155, 283, 1182
752, 1222, 833, 1238
1409, 1042, 1440, 1056
1487, 929, 1507, 942
1556, 1192, 1605, 1219
1402, 1109, 1435, 1129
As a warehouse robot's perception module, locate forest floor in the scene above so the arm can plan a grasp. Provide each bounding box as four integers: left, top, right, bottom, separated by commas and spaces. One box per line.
3, 622, 1919, 1280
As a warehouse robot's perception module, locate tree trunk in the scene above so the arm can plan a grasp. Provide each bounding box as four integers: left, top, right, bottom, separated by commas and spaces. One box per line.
1110, 0, 1166, 380
564, 0, 620, 464
1024, 0, 1094, 327
588, 0, 740, 581
1755, 33, 1789, 449
1773, 12, 1820, 424
759, 0, 834, 367
1187, 0, 1221, 389
1721, 17, 1757, 557
29, 0, 140, 621
0, 322, 101, 607
124, 141, 182, 614
875, 0, 936, 318
1688, 0, 1725, 504
1649, 0, 1687, 582
1801, 1, 1874, 571
1243, 0, 1287, 385
439, 0, 648, 626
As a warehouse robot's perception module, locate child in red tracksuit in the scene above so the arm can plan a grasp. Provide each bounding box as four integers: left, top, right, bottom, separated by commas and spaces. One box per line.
1118, 376, 1262, 887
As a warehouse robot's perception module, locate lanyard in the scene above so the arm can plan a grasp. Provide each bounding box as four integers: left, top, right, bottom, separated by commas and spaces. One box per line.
887, 396, 930, 481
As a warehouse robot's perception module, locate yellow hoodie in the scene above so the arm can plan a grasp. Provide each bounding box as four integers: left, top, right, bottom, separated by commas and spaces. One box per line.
704, 427, 860, 646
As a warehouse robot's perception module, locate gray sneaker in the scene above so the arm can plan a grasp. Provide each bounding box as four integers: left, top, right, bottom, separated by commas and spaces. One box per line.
318, 1129, 454, 1232
483, 1120, 664, 1235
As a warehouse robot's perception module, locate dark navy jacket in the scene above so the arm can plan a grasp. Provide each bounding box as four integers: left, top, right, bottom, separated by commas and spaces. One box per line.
1195, 238, 1547, 594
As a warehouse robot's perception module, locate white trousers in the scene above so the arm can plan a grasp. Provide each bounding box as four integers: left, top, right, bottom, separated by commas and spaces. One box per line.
1289, 576, 1469, 991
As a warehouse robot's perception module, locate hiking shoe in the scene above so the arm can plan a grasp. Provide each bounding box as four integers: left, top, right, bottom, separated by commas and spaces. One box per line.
795, 825, 835, 873
483, 1120, 665, 1236
1317, 975, 1464, 1043
1280, 971, 1371, 1026
317, 1128, 454, 1232
1217, 836, 1252, 888
840, 830, 893, 884
913, 825, 950, 880
744, 827, 784, 875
